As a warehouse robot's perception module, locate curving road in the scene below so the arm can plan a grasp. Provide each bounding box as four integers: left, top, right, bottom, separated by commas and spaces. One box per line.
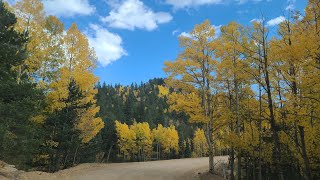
18, 156, 227, 180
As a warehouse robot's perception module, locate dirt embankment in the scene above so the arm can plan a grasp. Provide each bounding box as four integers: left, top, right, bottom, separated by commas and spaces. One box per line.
1, 156, 228, 180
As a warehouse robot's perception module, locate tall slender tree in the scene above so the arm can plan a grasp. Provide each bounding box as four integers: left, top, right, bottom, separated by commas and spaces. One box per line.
164, 20, 217, 173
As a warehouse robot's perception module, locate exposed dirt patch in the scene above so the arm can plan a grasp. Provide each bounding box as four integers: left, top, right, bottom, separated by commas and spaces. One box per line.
198, 172, 225, 180
2, 156, 228, 180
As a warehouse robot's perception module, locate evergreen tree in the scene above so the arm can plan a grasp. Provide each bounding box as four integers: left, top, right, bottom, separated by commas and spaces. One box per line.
44, 79, 86, 172
0, 1, 44, 169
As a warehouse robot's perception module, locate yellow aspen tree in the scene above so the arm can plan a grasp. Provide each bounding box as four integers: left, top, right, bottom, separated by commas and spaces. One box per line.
164, 20, 217, 173
152, 124, 179, 158
47, 23, 103, 143
165, 125, 179, 154
271, 18, 310, 179
13, 0, 60, 84
152, 124, 166, 159
115, 121, 137, 160
40, 16, 65, 85
131, 122, 153, 161
243, 20, 285, 180
193, 128, 208, 157
215, 21, 250, 179
270, 5, 320, 178
258, 2, 320, 178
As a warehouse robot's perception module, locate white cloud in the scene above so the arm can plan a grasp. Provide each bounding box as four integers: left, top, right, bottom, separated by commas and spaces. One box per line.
236, 0, 264, 4
179, 31, 192, 38
164, 0, 269, 9
267, 16, 285, 26
87, 24, 127, 67
42, 0, 95, 17
164, 0, 223, 9
102, 0, 172, 31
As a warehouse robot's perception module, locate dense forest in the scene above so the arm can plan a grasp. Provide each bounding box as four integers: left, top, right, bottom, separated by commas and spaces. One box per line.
1, 0, 320, 180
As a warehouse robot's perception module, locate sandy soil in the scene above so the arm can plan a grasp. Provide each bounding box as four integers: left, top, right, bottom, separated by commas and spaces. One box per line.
14, 156, 227, 180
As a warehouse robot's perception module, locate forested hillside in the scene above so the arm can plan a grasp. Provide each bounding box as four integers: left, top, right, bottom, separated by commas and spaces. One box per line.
95, 79, 204, 162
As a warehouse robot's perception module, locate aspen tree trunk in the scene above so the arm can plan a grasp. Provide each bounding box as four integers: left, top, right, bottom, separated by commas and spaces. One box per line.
257, 55, 263, 180
258, 80, 262, 180
159, 144, 161, 160
263, 56, 284, 180
235, 71, 241, 180
227, 80, 235, 180
257, 23, 283, 180
207, 125, 214, 174
207, 62, 215, 174
299, 126, 312, 180
291, 74, 312, 180
72, 145, 79, 165
202, 64, 214, 174
63, 153, 69, 168
106, 144, 113, 163
286, 20, 312, 179
230, 147, 235, 180
249, 109, 256, 180
206, 104, 214, 174
157, 143, 159, 160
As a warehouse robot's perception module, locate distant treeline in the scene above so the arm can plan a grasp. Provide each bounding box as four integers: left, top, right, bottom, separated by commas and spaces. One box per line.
95, 79, 212, 163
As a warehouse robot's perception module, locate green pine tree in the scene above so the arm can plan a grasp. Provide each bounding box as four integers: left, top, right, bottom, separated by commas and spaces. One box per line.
0, 1, 44, 170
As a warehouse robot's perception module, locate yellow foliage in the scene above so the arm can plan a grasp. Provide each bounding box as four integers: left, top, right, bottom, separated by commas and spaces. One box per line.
167, 92, 207, 123
131, 122, 153, 158
192, 128, 208, 157
46, 23, 103, 143
115, 121, 137, 159
157, 85, 169, 98
152, 124, 179, 154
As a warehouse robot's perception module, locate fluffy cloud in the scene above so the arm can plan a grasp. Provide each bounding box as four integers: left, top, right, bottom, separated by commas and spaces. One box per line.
267, 16, 285, 26
236, 0, 267, 4
42, 0, 95, 17
164, 0, 269, 9
102, 0, 172, 31
164, 0, 222, 9
179, 31, 192, 38
87, 24, 127, 66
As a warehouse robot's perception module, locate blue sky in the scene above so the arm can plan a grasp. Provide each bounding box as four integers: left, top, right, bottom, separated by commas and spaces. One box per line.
7, 0, 308, 85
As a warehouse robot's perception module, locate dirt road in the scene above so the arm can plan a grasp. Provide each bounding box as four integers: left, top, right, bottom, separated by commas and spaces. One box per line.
17, 156, 227, 180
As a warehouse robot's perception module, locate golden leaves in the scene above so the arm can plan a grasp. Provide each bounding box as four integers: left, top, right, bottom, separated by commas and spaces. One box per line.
192, 128, 208, 157
131, 122, 153, 157
167, 92, 208, 123
152, 124, 179, 154
157, 85, 169, 98
115, 121, 137, 158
